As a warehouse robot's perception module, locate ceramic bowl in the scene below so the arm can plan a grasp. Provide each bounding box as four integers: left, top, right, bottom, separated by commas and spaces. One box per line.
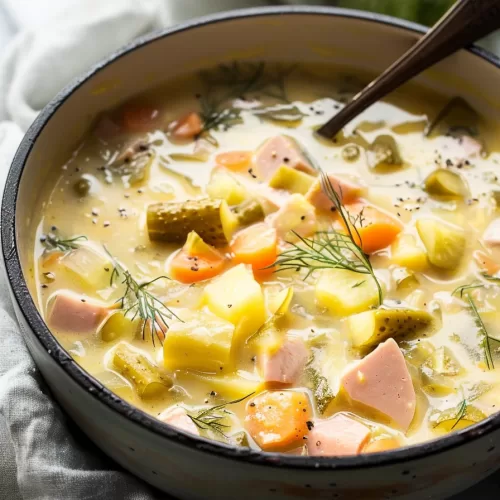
3, 7, 500, 500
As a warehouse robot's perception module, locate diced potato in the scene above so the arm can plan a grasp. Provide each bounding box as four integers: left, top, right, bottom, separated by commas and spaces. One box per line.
268, 165, 315, 194
348, 308, 433, 348
163, 311, 235, 372
175, 371, 262, 401
416, 218, 466, 270
391, 234, 428, 271
269, 193, 317, 240
202, 264, 266, 344
206, 171, 250, 206
113, 343, 172, 399
100, 311, 139, 342
60, 246, 112, 289
315, 269, 380, 316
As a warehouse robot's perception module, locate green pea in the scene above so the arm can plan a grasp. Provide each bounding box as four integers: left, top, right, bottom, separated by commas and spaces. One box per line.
73, 178, 92, 197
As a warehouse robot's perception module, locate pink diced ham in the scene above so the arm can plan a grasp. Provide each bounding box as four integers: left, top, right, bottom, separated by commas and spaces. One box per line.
459, 135, 482, 159
260, 337, 308, 385
158, 406, 199, 436
305, 174, 362, 211
483, 219, 500, 247
341, 338, 416, 432
253, 135, 315, 179
307, 413, 371, 457
48, 293, 109, 334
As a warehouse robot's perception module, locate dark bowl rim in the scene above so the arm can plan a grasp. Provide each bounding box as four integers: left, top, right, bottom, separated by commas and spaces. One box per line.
3, 5, 500, 471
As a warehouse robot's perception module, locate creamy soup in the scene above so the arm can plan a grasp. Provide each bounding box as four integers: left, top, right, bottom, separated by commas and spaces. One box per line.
32, 62, 500, 455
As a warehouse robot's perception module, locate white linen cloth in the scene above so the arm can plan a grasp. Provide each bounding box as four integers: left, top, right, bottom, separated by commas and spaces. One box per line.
0, 1, 499, 499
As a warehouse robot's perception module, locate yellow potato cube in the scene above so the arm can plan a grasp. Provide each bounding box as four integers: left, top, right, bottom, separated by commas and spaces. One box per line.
175, 371, 263, 401
163, 311, 235, 373
315, 268, 380, 316
60, 246, 112, 289
391, 234, 428, 271
202, 264, 266, 343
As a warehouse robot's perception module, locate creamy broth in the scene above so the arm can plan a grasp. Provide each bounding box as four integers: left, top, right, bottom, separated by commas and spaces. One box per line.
32, 63, 500, 455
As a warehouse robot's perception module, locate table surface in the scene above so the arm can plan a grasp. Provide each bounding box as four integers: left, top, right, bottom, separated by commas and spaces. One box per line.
0, 1, 498, 498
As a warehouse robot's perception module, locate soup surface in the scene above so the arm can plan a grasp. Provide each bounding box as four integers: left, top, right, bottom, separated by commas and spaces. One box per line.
32, 62, 500, 456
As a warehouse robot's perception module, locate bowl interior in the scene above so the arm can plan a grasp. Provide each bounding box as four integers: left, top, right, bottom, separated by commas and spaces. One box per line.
7, 7, 500, 467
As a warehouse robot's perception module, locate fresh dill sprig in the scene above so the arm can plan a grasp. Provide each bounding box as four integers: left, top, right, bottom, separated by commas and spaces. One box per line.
451, 283, 484, 298
106, 248, 180, 346
451, 398, 468, 430
41, 233, 87, 252
272, 171, 382, 305
186, 392, 254, 438
198, 62, 295, 134
466, 294, 494, 370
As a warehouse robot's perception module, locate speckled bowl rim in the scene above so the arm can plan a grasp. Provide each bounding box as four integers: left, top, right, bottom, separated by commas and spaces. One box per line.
3, 5, 500, 470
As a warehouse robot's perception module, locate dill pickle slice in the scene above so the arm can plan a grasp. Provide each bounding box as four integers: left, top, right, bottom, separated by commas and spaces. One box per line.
268, 165, 316, 194
231, 199, 265, 227
113, 343, 172, 399
147, 198, 237, 246
424, 169, 468, 199
348, 308, 433, 348
416, 218, 466, 270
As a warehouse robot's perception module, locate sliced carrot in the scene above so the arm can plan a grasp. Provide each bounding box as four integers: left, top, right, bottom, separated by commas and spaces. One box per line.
215, 151, 252, 171
171, 112, 203, 140
337, 202, 403, 254
170, 233, 226, 284
122, 103, 160, 133
244, 391, 312, 452
41, 250, 64, 268
473, 250, 500, 276
230, 223, 277, 273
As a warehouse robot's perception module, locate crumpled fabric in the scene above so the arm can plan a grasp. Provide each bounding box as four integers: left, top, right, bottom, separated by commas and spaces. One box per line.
0, 1, 170, 498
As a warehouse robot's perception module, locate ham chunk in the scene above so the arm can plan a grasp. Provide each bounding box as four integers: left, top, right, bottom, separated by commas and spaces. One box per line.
305, 174, 362, 211
459, 135, 482, 159
268, 193, 317, 239
158, 406, 199, 436
254, 135, 315, 179
483, 219, 500, 247
341, 338, 416, 432
48, 292, 109, 334
307, 413, 371, 456
260, 337, 308, 385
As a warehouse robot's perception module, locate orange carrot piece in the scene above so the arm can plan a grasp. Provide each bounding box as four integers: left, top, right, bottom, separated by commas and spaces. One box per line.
215, 151, 252, 171
171, 112, 203, 140
244, 391, 312, 452
230, 223, 277, 272
122, 104, 160, 133
42, 251, 65, 268
338, 202, 403, 254
473, 250, 500, 276
170, 241, 226, 284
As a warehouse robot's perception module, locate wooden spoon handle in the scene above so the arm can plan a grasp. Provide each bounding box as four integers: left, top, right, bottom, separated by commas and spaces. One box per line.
317, 0, 500, 139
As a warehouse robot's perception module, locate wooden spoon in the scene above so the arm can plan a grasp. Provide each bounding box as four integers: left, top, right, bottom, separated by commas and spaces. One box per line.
317, 0, 500, 139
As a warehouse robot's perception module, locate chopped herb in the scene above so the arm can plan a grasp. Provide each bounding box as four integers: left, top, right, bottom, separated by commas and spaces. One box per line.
451, 398, 467, 429
466, 294, 494, 370
186, 392, 254, 438
41, 233, 87, 252
271, 171, 382, 305
352, 280, 366, 288
106, 247, 180, 346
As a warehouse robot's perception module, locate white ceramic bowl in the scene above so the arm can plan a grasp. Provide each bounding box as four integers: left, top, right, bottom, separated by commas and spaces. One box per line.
3, 7, 500, 500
